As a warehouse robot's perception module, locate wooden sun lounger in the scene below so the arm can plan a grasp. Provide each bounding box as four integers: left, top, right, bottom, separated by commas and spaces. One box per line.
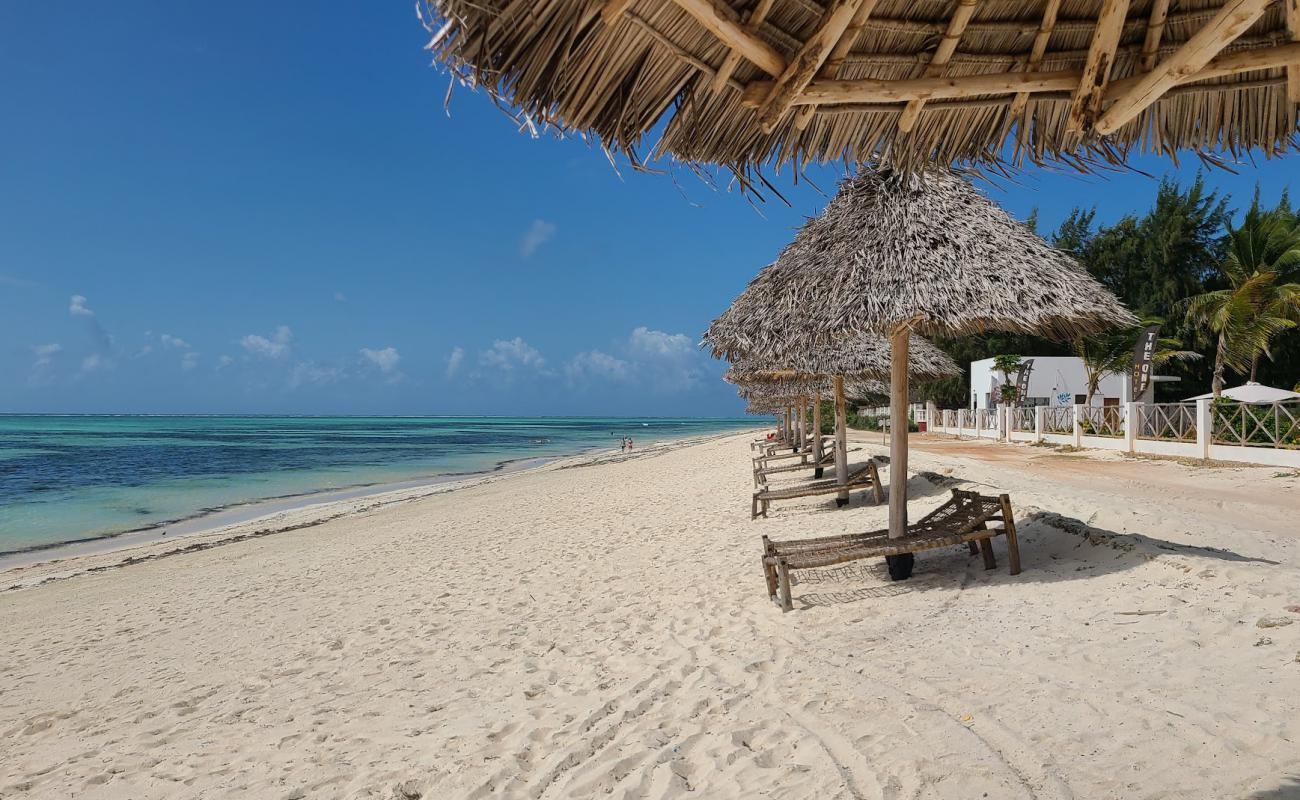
752, 445, 837, 486
753, 435, 832, 464
761, 489, 1021, 611
751, 461, 884, 519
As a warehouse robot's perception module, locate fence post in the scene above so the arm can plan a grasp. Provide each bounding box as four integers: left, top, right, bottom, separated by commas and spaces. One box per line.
926, 401, 937, 434
1034, 406, 1044, 444
1072, 404, 1083, 448
1196, 398, 1211, 459
1124, 402, 1139, 454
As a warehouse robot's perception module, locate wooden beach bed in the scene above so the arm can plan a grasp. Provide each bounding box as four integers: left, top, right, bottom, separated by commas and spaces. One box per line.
751, 460, 883, 519
752, 443, 836, 486
761, 489, 1021, 611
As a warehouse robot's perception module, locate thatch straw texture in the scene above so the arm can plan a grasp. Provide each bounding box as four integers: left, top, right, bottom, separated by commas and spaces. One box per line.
730, 374, 889, 400
421, 0, 1299, 175
703, 167, 1135, 352
720, 332, 959, 379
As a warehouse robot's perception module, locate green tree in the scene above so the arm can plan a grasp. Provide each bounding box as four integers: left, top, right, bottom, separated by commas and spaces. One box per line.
1180, 193, 1300, 394
1073, 322, 1201, 405
991, 354, 1022, 404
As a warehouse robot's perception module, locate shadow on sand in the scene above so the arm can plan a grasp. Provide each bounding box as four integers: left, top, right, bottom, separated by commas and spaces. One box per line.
788, 509, 1273, 611
1249, 776, 1300, 800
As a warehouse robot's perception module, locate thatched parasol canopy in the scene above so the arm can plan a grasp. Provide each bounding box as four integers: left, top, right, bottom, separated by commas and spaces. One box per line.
421, 0, 1299, 175
705, 167, 1136, 351
718, 331, 960, 379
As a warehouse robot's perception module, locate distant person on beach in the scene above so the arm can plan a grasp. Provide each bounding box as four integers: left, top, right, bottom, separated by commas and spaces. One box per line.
627, 437, 633, 451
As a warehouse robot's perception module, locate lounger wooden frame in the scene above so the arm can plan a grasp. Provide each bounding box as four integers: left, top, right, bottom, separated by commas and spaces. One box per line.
761, 489, 1021, 611
752, 445, 836, 486
751, 460, 883, 519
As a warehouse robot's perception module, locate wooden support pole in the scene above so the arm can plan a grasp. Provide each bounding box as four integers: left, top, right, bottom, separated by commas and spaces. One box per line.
711, 0, 777, 93
793, 0, 879, 129
887, 328, 909, 539
1095, 0, 1272, 134
1139, 0, 1172, 71
834, 376, 849, 504
1008, 0, 1063, 133
757, 0, 866, 132
897, 0, 980, 133
1066, 0, 1130, 133
667, 0, 787, 77
1288, 0, 1300, 104
812, 391, 824, 477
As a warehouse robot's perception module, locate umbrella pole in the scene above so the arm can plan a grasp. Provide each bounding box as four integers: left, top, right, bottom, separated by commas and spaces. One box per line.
790, 398, 800, 452
812, 392, 824, 478
886, 327, 915, 579
834, 376, 849, 505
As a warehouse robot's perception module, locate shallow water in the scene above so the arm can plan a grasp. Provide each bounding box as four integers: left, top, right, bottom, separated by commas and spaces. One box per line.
0, 415, 757, 554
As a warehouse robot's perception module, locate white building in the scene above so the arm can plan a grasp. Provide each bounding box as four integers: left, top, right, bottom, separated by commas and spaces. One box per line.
969, 356, 1127, 411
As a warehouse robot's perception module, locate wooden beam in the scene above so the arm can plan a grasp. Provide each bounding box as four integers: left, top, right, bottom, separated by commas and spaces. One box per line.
740, 42, 1300, 106
1095, 0, 1272, 134
601, 0, 637, 24
1287, 0, 1300, 103
1008, 0, 1064, 128
711, 0, 777, 92
757, 0, 866, 132
743, 69, 1082, 106
668, 0, 788, 77
792, 0, 879, 129
1066, 0, 1130, 133
1139, 0, 1172, 71
898, 0, 981, 133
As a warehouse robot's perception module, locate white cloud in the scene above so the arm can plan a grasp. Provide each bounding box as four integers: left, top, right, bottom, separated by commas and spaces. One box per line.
32, 343, 61, 367
217, 355, 234, 369
361, 346, 401, 374
160, 333, 191, 350
518, 219, 557, 258
240, 325, 293, 359
69, 295, 94, 316
628, 326, 695, 359
480, 337, 546, 371
181, 352, 200, 371
565, 350, 632, 385
334, 291, 347, 302
288, 361, 345, 389
81, 354, 109, 372
445, 346, 465, 378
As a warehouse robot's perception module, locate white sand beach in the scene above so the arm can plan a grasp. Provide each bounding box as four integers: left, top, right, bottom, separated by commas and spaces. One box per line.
3, 432, 1299, 799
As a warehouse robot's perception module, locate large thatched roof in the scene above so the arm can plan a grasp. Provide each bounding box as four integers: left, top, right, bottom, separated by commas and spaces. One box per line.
715, 331, 960, 377
704, 167, 1135, 349
421, 0, 1299, 175
729, 373, 890, 399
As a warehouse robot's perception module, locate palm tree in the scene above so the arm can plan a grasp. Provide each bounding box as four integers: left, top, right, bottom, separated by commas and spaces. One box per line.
1180, 195, 1300, 395
1074, 322, 1201, 405
991, 354, 1022, 404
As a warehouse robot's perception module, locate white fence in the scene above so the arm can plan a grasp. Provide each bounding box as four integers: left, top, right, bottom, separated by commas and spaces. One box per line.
925, 399, 1300, 469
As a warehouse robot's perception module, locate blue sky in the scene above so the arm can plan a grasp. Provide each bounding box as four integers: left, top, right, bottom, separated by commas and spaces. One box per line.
2, 3, 1297, 415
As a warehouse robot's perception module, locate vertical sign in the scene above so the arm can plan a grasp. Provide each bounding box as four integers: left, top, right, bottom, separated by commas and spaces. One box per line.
1130, 325, 1161, 403
1015, 359, 1035, 402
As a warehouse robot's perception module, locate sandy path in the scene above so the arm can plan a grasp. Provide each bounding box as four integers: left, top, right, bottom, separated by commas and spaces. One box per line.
2, 433, 1298, 799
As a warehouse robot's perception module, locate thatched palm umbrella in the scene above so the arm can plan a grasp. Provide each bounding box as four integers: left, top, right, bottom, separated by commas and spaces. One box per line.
723, 332, 958, 492
713, 167, 1133, 576
422, 0, 1298, 176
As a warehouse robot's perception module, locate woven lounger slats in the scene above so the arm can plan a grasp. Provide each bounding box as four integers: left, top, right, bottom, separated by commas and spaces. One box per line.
761, 489, 1021, 610
751, 461, 884, 519
753, 449, 836, 482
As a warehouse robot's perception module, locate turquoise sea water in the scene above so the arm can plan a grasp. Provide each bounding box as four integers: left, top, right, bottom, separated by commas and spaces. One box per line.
0, 416, 758, 555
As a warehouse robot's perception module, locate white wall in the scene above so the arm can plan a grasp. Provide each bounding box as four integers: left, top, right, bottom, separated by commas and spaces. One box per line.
970, 356, 1126, 410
